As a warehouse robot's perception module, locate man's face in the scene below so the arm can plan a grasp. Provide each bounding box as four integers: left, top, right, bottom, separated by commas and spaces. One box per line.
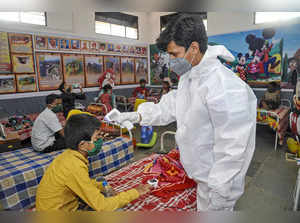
167, 41, 197, 66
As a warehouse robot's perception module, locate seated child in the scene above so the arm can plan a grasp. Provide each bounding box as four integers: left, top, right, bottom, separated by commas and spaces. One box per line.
133, 79, 149, 99
36, 113, 151, 211
160, 81, 171, 98
97, 84, 114, 114
259, 82, 280, 110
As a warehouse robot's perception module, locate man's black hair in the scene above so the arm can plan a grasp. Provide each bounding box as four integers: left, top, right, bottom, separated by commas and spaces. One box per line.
156, 13, 208, 53
64, 114, 101, 150
140, 79, 147, 84
46, 94, 60, 105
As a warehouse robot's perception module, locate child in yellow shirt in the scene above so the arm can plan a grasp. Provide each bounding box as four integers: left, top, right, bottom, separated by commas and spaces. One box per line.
36, 113, 150, 211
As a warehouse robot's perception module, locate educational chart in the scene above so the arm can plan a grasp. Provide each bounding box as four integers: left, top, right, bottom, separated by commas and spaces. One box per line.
85, 55, 104, 87
16, 74, 37, 92
36, 53, 63, 90
121, 57, 135, 84
104, 56, 121, 85
9, 33, 33, 54
0, 32, 11, 73
135, 58, 148, 83
12, 54, 35, 73
63, 54, 85, 86
0, 75, 16, 94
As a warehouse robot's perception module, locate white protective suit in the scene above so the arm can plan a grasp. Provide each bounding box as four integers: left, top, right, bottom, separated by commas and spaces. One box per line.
137, 45, 257, 211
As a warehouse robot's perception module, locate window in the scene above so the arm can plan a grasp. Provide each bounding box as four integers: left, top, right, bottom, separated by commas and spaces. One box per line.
160, 12, 208, 31
95, 12, 138, 39
0, 12, 46, 26
255, 12, 300, 24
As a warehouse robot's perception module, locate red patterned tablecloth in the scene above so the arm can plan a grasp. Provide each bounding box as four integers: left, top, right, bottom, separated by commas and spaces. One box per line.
106, 154, 197, 211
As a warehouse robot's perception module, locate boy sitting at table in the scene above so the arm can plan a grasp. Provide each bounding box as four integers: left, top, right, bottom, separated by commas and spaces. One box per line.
132, 79, 149, 99
36, 113, 151, 211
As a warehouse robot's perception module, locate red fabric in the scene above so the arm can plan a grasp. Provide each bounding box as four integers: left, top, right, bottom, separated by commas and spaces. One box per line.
105, 154, 197, 211
99, 93, 113, 114
142, 149, 196, 200
291, 112, 298, 136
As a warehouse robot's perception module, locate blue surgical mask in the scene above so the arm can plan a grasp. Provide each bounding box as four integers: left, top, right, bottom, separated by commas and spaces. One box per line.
169, 48, 195, 76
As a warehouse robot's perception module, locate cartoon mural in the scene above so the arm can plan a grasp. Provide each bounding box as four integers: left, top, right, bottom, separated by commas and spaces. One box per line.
209, 23, 300, 89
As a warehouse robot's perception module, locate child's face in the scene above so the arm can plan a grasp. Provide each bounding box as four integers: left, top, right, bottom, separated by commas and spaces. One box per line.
79, 129, 101, 153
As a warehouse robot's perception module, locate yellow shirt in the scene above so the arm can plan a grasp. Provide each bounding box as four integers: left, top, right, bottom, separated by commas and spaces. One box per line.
36, 149, 139, 211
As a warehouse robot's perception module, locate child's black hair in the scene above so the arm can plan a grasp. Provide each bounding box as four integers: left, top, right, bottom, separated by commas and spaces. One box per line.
103, 84, 112, 93
268, 82, 280, 93
64, 114, 101, 150
46, 94, 60, 105
139, 79, 147, 84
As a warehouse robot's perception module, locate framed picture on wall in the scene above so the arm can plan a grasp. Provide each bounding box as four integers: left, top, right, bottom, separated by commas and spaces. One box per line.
121, 57, 135, 84
85, 55, 104, 87
122, 45, 129, 54
115, 44, 122, 53
48, 37, 59, 50
36, 53, 63, 91
104, 56, 121, 85
71, 39, 81, 50
135, 47, 142, 55
35, 36, 47, 50
129, 46, 135, 54
81, 40, 89, 52
8, 33, 33, 54
141, 47, 147, 56
12, 54, 35, 73
99, 43, 107, 52
62, 54, 85, 86
135, 58, 148, 83
0, 75, 16, 94
16, 74, 37, 93
60, 39, 71, 50
0, 32, 12, 73
89, 41, 99, 52
107, 43, 115, 53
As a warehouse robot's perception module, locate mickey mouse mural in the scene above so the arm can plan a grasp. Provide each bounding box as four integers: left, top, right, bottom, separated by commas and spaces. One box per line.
236, 53, 249, 81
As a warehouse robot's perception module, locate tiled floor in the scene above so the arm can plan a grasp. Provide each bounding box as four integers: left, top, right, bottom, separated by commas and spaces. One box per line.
131, 123, 299, 211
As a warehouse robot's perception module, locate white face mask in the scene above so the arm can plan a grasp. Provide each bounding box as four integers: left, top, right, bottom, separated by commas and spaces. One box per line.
169, 47, 195, 76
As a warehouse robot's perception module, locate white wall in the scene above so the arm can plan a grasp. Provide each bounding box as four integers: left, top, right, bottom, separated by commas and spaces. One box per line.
0, 7, 149, 44
207, 12, 300, 36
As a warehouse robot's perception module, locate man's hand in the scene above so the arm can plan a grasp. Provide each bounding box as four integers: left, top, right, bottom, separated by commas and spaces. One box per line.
117, 112, 141, 125
135, 184, 152, 196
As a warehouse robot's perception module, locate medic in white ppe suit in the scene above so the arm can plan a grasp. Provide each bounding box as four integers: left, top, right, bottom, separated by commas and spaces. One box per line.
113, 14, 257, 211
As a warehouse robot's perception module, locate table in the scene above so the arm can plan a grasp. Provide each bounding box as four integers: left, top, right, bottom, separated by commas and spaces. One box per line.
0, 136, 134, 210
106, 154, 197, 211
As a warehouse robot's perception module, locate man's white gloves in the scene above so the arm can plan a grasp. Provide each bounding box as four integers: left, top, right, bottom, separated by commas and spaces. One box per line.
117, 112, 141, 125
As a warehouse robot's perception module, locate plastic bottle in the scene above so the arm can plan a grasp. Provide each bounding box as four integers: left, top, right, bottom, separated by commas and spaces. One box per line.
141, 126, 148, 144
102, 180, 114, 197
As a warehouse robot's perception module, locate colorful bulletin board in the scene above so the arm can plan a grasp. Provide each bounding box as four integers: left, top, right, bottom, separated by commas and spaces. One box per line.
36, 53, 63, 91
0, 30, 149, 95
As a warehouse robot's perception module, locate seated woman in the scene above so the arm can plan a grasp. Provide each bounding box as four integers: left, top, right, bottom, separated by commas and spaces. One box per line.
97, 84, 115, 114
259, 82, 280, 110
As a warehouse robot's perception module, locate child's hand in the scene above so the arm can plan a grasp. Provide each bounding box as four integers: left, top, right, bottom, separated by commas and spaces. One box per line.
135, 184, 152, 196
